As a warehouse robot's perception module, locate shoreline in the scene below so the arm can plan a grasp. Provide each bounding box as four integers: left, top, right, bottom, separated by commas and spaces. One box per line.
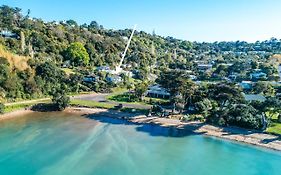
1, 107, 281, 152
0, 109, 34, 121
65, 107, 281, 152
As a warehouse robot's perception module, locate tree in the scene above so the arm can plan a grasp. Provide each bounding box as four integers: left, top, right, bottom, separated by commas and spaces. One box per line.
89, 21, 99, 29
194, 98, 213, 117
134, 82, 148, 101
66, 19, 78, 27
251, 97, 281, 130
227, 104, 262, 129
64, 42, 90, 66
52, 91, 70, 111
208, 83, 244, 110
253, 81, 275, 96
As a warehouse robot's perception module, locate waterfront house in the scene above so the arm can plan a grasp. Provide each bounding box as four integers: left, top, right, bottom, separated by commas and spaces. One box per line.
197, 64, 213, 71
83, 75, 98, 83
243, 94, 266, 102
250, 72, 267, 80
239, 81, 253, 90
106, 75, 122, 84
146, 84, 170, 99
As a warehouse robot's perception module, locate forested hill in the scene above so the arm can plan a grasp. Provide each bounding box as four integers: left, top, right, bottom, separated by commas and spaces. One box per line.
1, 5, 281, 71
0, 5, 281, 102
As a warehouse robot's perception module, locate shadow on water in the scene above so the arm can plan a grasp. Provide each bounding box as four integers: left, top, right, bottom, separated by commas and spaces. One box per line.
83, 111, 207, 138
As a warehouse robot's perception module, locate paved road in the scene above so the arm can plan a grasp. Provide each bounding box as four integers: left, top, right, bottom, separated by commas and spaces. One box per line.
72, 93, 152, 109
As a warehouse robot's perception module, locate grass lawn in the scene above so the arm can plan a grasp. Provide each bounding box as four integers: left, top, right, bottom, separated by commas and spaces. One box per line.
266, 113, 281, 135
70, 99, 115, 109
267, 123, 281, 135
70, 99, 148, 114
4, 99, 51, 113
107, 93, 169, 106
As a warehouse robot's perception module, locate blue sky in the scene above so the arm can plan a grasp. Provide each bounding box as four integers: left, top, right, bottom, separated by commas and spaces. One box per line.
2, 0, 281, 42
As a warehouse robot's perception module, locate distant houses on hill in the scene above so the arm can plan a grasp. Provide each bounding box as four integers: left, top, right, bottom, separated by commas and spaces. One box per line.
0, 30, 18, 39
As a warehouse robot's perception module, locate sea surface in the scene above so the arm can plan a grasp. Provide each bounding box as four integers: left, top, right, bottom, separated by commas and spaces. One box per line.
0, 112, 280, 175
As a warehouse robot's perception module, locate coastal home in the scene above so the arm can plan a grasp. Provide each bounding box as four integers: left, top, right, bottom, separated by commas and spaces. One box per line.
146, 84, 170, 99
250, 72, 267, 80
228, 73, 238, 81
0, 30, 18, 39
106, 75, 122, 84
83, 75, 98, 83
197, 64, 213, 71
189, 75, 197, 80
243, 94, 266, 102
239, 81, 253, 90
96, 66, 111, 72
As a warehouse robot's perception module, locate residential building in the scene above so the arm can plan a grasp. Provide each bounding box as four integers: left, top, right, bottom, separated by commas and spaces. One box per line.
146, 84, 170, 99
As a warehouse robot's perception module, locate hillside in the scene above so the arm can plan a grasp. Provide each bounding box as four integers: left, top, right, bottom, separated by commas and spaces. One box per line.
0, 45, 29, 71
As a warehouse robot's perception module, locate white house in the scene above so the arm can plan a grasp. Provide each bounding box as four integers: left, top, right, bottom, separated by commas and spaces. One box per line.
239, 81, 253, 90
243, 94, 266, 102
146, 84, 170, 99
197, 64, 213, 71
250, 72, 267, 80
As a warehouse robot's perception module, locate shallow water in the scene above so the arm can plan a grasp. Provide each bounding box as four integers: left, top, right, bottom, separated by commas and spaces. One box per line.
0, 112, 280, 175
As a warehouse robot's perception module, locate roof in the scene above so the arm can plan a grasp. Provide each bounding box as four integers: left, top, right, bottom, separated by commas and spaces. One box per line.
244, 94, 266, 102
147, 84, 170, 96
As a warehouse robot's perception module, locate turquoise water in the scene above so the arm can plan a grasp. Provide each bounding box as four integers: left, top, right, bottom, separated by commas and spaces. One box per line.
0, 112, 280, 175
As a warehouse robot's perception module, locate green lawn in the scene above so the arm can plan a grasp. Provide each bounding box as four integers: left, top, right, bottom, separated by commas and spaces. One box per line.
266, 113, 281, 135
267, 122, 281, 135
70, 99, 148, 114
70, 99, 115, 109
107, 92, 169, 106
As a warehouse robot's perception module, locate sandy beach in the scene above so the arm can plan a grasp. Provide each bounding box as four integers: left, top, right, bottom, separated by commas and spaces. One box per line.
1, 107, 281, 151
